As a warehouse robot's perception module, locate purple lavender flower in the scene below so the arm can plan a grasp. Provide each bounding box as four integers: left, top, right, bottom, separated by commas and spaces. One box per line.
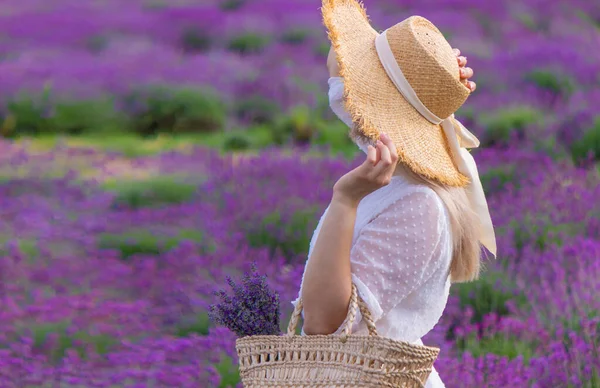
208, 263, 281, 337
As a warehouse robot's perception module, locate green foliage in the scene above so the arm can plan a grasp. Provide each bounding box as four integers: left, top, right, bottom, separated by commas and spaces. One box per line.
575, 10, 600, 31
245, 125, 277, 148
542, 223, 585, 250
311, 119, 357, 158
175, 312, 211, 337
479, 165, 517, 195
0, 239, 39, 262
28, 321, 118, 362
516, 13, 537, 30
246, 208, 317, 261
2, 87, 52, 137
511, 218, 585, 252
516, 13, 550, 32
78, 135, 167, 158
458, 332, 536, 362
49, 98, 124, 135
454, 271, 528, 324
86, 35, 109, 52
124, 86, 226, 136
220, 0, 244, 11
560, 311, 600, 339
24, 133, 219, 158
142, 0, 169, 9
281, 313, 302, 335
558, 314, 600, 384
234, 96, 280, 124
479, 106, 543, 146
587, 370, 600, 388
222, 127, 274, 151
571, 117, 600, 162
181, 28, 211, 52
103, 177, 198, 209
511, 220, 532, 251
534, 134, 566, 161
456, 106, 475, 122
560, 316, 600, 387
525, 70, 574, 96
281, 28, 309, 45
216, 356, 241, 388
2, 88, 126, 137
4, 85, 226, 138
98, 228, 208, 259
223, 133, 252, 151
314, 42, 330, 58
447, 272, 534, 367
228, 33, 270, 54
272, 105, 314, 145
441, 30, 453, 40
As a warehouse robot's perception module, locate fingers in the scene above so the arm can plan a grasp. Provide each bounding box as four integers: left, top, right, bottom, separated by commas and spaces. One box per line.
371, 133, 397, 183
361, 132, 397, 179
461, 79, 476, 92
361, 140, 383, 169
376, 139, 391, 168
455, 48, 476, 92
366, 144, 377, 165
460, 67, 473, 80
379, 132, 397, 164
458, 64, 476, 92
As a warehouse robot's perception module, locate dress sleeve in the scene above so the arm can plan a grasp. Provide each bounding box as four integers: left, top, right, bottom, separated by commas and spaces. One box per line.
334, 187, 448, 334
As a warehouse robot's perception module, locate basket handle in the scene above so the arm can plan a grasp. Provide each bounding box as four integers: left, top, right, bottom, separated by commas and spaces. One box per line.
287, 283, 378, 339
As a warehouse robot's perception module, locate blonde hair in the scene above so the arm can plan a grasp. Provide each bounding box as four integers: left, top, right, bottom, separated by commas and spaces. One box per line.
395, 163, 482, 283
349, 127, 482, 283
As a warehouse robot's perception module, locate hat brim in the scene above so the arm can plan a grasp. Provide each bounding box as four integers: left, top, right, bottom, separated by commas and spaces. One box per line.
322, 0, 469, 187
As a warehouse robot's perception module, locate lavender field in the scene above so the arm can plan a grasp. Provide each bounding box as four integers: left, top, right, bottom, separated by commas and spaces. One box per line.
0, 0, 599, 387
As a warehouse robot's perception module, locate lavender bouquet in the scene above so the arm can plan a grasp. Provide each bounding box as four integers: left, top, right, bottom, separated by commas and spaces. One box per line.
208, 263, 282, 337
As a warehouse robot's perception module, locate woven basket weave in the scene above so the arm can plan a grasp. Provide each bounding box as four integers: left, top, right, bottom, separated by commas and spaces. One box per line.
236, 284, 440, 387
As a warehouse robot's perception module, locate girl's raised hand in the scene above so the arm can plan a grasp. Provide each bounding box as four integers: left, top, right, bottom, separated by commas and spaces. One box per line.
333, 132, 398, 207
454, 48, 476, 92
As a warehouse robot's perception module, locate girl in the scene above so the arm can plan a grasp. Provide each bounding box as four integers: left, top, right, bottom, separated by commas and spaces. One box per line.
293, 2, 497, 387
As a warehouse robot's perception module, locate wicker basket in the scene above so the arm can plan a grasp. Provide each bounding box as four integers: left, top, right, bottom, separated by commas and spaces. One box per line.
236, 283, 440, 387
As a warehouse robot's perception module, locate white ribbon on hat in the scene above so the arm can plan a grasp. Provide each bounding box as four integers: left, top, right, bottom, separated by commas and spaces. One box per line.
375, 30, 497, 258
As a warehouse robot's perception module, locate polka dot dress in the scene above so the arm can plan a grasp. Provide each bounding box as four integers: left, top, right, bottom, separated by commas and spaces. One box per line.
292, 175, 452, 388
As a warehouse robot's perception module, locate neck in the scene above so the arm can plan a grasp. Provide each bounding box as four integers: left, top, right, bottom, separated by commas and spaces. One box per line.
393, 163, 411, 178
393, 163, 431, 188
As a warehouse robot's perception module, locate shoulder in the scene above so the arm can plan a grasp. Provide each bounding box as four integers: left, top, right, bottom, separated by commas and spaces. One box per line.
388, 179, 444, 214
379, 180, 447, 233
356, 181, 449, 263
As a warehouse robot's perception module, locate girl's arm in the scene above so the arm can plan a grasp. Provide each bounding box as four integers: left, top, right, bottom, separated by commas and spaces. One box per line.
301, 130, 397, 335
300, 192, 357, 335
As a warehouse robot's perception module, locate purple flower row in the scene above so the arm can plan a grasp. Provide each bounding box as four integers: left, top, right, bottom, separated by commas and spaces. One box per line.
0, 139, 597, 386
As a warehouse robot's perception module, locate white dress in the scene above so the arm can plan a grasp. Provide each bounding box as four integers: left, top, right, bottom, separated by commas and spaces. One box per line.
292, 175, 452, 387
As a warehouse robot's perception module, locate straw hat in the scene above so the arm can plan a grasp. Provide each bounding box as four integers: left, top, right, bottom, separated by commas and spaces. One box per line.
323, 0, 472, 187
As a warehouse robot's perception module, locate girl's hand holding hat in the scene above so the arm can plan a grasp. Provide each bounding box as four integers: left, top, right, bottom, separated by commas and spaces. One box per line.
327, 45, 476, 92
332, 132, 398, 207
328, 46, 478, 207
454, 48, 476, 92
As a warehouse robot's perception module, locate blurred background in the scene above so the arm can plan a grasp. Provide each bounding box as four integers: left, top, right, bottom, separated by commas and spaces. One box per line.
0, 0, 598, 387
